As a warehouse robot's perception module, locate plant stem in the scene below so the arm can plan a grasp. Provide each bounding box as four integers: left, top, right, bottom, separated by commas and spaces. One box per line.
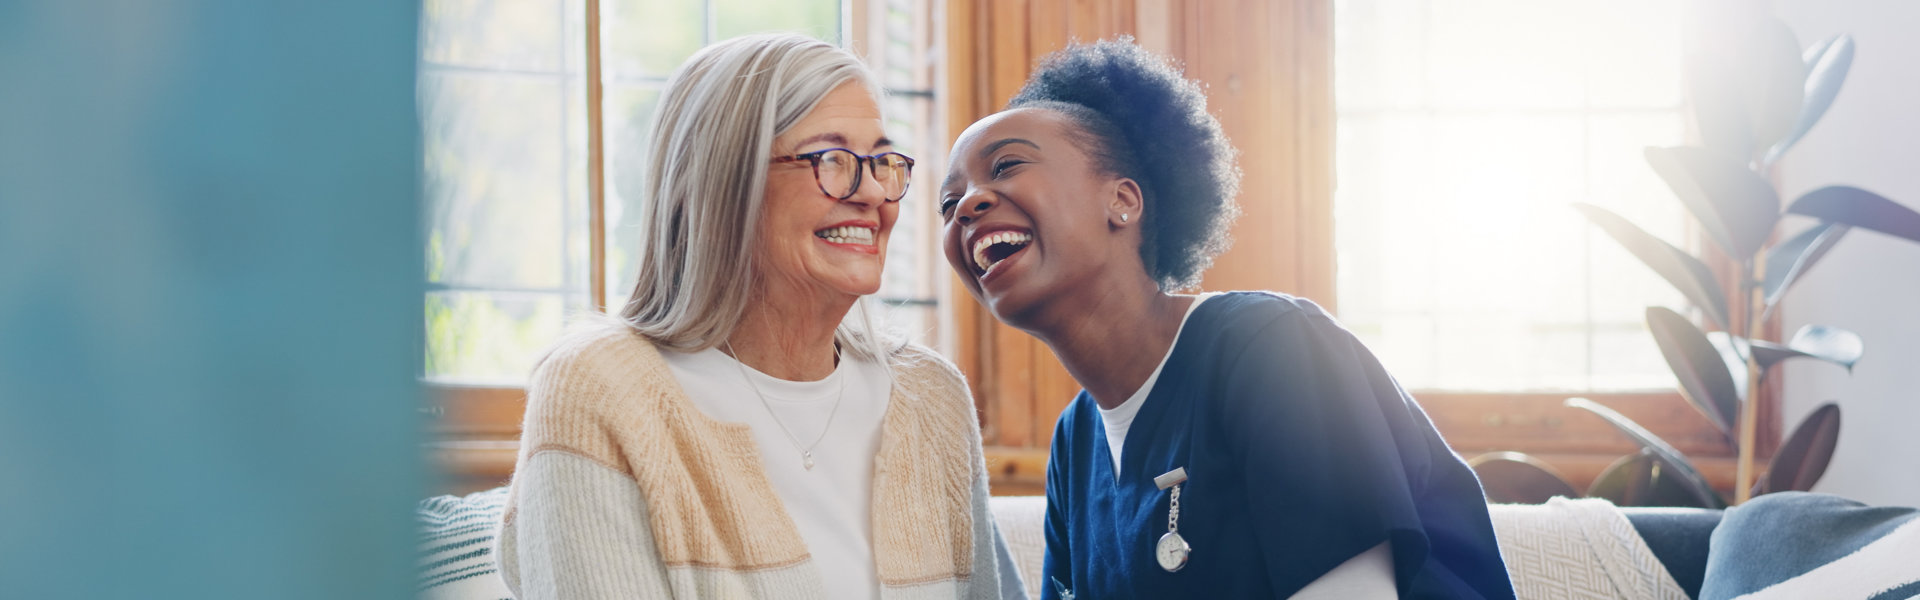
1734, 256, 1767, 504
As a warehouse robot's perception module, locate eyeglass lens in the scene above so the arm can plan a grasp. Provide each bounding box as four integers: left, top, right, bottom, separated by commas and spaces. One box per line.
815, 149, 911, 201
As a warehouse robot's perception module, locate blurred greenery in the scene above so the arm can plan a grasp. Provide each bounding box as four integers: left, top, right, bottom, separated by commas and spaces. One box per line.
425, 293, 567, 381
715, 0, 839, 42
604, 0, 707, 78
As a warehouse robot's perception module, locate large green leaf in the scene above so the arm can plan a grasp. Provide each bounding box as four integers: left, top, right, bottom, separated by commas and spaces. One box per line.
1588, 451, 1655, 505
1574, 203, 1730, 329
1645, 146, 1782, 258
1761, 402, 1842, 494
1588, 450, 1717, 508
1468, 452, 1580, 504
1681, 16, 1804, 161
1764, 35, 1856, 167
1683, 49, 1753, 160
1646, 307, 1742, 437
1708, 328, 1860, 382
1565, 398, 1727, 508
1787, 186, 1920, 245
1764, 222, 1851, 312
1782, 325, 1864, 372
1746, 18, 1811, 153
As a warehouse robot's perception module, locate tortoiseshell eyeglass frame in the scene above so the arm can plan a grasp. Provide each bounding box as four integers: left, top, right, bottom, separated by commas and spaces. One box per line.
770, 147, 916, 202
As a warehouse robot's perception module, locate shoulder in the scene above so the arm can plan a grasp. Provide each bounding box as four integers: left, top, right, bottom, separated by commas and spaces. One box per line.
521, 317, 671, 438
884, 343, 984, 436
1188, 291, 1349, 360
532, 316, 662, 385
1199, 291, 1336, 328
1188, 292, 1389, 427
887, 342, 969, 393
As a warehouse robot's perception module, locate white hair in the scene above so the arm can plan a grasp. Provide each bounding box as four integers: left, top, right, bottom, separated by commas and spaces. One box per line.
615, 33, 897, 362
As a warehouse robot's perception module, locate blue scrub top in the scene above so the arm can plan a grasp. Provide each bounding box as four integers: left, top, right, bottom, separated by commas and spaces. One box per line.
1040, 292, 1515, 599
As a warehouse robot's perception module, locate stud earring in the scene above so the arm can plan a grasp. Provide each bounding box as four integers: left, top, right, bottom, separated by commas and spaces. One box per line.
1120, 213, 1130, 224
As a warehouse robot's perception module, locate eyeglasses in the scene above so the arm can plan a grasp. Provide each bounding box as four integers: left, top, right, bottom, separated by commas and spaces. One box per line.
771, 148, 915, 203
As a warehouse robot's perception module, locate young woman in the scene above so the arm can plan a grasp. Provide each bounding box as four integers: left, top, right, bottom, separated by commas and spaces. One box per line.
938, 39, 1514, 599
500, 34, 1023, 600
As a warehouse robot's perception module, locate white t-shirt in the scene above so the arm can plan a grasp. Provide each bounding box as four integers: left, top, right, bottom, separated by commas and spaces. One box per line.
1097, 293, 1219, 475
662, 346, 891, 600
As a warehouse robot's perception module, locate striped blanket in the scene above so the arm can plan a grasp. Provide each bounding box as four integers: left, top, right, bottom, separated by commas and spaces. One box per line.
416, 486, 513, 599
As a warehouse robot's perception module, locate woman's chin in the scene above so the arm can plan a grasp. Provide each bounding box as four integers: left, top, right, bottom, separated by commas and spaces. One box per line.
828, 275, 884, 299
800, 260, 885, 298
982, 285, 1050, 330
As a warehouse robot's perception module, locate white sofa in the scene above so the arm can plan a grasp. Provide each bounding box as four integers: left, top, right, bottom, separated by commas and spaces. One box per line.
419, 490, 1701, 600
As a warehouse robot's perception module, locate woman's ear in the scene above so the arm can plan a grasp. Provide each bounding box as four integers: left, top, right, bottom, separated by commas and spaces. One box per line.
1109, 177, 1144, 228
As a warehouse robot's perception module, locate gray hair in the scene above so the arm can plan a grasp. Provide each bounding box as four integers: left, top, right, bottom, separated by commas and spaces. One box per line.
616, 33, 895, 361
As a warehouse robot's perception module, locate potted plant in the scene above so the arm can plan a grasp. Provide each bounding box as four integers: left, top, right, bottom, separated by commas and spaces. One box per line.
1471, 16, 1920, 507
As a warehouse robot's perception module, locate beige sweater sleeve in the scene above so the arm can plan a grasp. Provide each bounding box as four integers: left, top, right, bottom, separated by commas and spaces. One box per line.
499, 450, 676, 599
497, 328, 678, 599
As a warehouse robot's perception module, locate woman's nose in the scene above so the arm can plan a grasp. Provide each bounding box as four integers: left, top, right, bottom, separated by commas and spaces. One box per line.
840, 163, 888, 207
840, 181, 884, 207
955, 191, 997, 225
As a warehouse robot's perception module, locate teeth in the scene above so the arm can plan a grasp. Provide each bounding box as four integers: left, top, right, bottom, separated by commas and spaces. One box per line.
815, 226, 876, 245
971, 231, 1033, 273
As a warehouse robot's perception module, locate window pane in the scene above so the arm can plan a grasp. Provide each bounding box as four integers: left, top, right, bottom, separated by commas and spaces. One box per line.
604, 84, 664, 308
422, 72, 568, 291
421, 0, 565, 71
425, 291, 570, 382
1333, 0, 1428, 111
1425, 0, 1590, 110
1582, 0, 1684, 108
715, 0, 840, 43
604, 0, 706, 79
421, 2, 587, 383
879, 95, 936, 301
1335, 0, 1686, 392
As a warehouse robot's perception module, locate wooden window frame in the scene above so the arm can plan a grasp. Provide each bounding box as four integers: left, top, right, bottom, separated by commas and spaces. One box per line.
426, 0, 936, 496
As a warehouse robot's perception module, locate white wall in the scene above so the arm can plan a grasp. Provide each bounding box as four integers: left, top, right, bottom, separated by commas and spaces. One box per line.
1774, 0, 1920, 508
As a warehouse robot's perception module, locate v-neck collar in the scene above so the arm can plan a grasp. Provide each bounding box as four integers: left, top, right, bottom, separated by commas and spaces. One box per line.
1091, 292, 1222, 483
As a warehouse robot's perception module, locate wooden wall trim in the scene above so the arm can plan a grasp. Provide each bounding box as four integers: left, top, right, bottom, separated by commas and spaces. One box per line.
1424, 392, 1733, 458
429, 383, 526, 438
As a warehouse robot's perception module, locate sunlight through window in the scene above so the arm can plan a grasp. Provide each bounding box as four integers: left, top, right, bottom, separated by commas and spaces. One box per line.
1335, 0, 1690, 392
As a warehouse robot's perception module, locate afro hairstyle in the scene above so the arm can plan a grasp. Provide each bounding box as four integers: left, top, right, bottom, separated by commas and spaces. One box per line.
1007, 37, 1241, 292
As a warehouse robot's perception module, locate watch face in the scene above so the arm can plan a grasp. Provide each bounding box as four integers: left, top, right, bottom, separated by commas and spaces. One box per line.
1155, 532, 1190, 572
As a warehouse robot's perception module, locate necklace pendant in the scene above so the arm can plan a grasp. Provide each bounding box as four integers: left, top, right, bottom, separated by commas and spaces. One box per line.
803, 452, 814, 470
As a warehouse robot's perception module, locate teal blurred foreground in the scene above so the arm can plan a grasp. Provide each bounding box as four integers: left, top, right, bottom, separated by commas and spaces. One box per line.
0, 3, 426, 598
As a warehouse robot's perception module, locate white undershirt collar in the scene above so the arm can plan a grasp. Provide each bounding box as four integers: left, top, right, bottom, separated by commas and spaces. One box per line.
1096, 292, 1219, 477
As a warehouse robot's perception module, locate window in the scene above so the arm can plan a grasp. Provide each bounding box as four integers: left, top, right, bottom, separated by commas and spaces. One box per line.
1333, 0, 1691, 393
421, 0, 943, 386
420, 0, 587, 384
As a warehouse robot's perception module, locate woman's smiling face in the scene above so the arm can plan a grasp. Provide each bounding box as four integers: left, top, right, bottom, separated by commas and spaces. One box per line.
938, 107, 1141, 326
760, 81, 899, 300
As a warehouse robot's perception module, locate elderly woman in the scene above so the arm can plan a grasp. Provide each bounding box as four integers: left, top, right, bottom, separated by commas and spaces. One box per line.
498, 34, 1022, 600
939, 40, 1513, 599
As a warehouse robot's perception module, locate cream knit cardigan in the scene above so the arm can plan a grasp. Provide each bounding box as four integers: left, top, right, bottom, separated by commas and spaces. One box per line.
498, 322, 1025, 599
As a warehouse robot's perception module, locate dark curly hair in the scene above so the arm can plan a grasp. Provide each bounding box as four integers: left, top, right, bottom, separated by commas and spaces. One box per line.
1009, 38, 1241, 292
